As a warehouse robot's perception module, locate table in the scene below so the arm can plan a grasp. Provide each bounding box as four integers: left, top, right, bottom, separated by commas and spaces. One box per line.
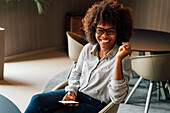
0, 94, 21, 113
130, 29, 170, 54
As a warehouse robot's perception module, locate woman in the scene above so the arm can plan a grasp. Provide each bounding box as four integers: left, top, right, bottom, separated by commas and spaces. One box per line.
25, 0, 134, 113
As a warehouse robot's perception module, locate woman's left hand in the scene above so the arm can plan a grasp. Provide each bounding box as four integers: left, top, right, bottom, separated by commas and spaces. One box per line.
116, 42, 132, 60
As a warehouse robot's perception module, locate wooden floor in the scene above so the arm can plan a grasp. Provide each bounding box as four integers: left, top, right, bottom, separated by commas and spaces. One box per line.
0, 50, 72, 112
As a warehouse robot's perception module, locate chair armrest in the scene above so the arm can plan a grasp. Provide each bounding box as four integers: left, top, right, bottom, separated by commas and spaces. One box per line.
51, 80, 68, 91
99, 102, 119, 113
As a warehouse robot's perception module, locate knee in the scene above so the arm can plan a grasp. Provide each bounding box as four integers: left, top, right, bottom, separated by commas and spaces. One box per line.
31, 94, 43, 106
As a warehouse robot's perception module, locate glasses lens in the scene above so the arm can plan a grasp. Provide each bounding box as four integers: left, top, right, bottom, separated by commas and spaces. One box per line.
96, 28, 104, 35
107, 29, 115, 35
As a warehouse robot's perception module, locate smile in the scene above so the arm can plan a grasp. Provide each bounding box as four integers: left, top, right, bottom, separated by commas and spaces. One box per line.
101, 39, 110, 43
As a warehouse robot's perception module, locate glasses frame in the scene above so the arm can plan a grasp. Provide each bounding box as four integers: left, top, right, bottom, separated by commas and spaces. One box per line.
95, 27, 116, 36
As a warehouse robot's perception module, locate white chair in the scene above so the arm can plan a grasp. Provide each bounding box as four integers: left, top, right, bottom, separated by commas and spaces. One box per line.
124, 54, 170, 113
52, 31, 120, 113
52, 31, 86, 91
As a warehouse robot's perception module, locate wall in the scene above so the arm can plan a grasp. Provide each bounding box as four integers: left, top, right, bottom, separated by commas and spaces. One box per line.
0, 0, 100, 56
120, 0, 170, 33
1, 0, 169, 56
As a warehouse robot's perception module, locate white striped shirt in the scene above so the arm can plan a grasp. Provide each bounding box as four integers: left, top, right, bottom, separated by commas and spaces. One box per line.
65, 43, 131, 104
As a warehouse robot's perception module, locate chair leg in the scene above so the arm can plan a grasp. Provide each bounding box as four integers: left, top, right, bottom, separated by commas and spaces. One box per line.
157, 82, 160, 100
124, 76, 143, 104
160, 81, 169, 100
144, 81, 153, 113
156, 81, 168, 100
167, 81, 170, 94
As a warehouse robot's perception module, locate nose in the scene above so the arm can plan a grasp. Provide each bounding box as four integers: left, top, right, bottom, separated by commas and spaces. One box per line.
101, 32, 109, 38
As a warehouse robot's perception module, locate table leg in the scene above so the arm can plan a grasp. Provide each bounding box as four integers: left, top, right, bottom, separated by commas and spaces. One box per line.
0, 28, 5, 80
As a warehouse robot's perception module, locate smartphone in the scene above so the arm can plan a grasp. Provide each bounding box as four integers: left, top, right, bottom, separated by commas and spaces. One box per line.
58, 101, 79, 104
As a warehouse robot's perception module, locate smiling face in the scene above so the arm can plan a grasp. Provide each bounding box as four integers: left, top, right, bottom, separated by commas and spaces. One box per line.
95, 24, 117, 52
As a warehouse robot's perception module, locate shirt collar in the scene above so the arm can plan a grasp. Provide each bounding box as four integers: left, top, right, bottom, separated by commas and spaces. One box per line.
90, 44, 119, 60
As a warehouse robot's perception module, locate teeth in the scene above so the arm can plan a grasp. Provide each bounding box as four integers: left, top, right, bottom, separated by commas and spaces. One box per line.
102, 40, 109, 42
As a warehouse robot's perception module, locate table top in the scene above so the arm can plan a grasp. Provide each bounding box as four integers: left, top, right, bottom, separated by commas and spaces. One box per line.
0, 94, 21, 113
130, 29, 170, 52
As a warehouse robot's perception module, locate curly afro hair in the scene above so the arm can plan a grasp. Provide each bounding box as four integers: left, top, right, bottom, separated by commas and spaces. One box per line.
82, 0, 134, 46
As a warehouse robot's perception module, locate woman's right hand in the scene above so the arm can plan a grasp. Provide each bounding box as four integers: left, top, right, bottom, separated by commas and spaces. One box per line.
116, 42, 131, 60
62, 91, 78, 106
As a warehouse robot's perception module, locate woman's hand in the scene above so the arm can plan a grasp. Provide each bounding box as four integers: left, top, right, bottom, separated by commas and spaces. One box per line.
62, 91, 78, 107
116, 42, 132, 60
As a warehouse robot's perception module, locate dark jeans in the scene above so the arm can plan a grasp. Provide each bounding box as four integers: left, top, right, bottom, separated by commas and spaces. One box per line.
24, 89, 106, 113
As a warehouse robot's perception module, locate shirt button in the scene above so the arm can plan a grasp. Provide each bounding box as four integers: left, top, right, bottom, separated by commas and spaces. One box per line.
107, 66, 110, 69
96, 89, 100, 93
82, 72, 85, 76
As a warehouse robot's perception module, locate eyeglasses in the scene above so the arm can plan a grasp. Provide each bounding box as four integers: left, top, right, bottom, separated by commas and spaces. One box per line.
96, 27, 116, 35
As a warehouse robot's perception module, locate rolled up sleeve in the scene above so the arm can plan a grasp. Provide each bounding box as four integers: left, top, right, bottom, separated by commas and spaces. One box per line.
108, 78, 129, 104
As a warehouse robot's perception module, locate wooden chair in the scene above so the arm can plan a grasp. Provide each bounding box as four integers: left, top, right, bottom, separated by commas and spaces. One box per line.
52, 31, 120, 113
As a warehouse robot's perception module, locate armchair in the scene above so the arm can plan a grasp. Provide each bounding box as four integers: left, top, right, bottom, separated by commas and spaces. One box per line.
52, 31, 119, 113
